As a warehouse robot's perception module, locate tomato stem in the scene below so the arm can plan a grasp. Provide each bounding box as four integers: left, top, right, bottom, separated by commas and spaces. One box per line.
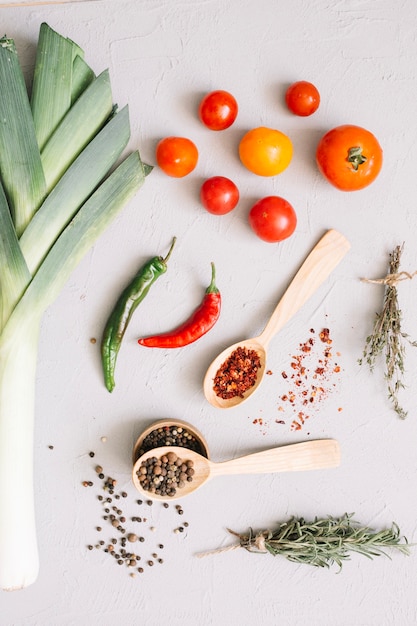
347, 146, 367, 171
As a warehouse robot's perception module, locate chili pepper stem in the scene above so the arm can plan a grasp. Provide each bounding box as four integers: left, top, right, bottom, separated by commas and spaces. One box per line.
163, 237, 177, 263
206, 262, 219, 294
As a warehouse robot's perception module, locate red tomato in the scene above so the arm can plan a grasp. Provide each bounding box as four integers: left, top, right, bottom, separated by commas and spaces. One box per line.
198, 90, 238, 131
156, 136, 198, 178
316, 124, 383, 191
200, 176, 240, 215
249, 196, 297, 243
285, 81, 320, 117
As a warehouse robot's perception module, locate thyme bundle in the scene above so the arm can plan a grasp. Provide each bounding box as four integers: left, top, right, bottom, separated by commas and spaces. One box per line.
198, 514, 410, 570
359, 244, 417, 419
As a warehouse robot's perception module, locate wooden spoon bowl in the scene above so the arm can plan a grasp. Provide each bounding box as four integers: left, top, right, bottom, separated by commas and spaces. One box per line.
203, 338, 266, 409
132, 439, 341, 502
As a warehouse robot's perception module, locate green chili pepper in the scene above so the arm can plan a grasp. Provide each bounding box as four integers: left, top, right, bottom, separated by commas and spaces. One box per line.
101, 237, 176, 392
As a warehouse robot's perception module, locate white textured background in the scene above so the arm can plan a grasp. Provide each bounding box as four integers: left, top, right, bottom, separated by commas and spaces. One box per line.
2, 1, 417, 624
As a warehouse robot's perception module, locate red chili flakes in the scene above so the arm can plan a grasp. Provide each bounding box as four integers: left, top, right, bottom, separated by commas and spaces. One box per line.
319, 328, 331, 343
278, 327, 343, 431
290, 411, 309, 431
250, 414, 269, 435
213, 346, 261, 399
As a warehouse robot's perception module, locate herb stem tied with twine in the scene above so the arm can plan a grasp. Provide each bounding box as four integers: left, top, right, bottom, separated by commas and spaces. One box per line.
359, 244, 417, 419
196, 513, 411, 570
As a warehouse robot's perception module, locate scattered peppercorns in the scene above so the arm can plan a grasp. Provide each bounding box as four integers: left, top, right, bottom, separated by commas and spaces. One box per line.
84, 452, 191, 579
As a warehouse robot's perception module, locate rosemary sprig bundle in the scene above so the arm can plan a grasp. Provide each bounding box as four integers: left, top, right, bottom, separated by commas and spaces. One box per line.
198, 514, 410, 570
359, 244, 417, 419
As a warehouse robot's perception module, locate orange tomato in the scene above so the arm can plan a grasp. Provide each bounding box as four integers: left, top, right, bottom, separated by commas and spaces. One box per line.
239, 127, 293, 176
316, 125, 383, 191
156, 136, 198, 178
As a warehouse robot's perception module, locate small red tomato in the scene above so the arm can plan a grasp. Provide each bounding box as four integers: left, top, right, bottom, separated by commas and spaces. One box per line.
156, 136, 198, 178
200, 176, 240, 215
285, 81, 320, 117
249, 196, 297, 243
198, 90, 238, 130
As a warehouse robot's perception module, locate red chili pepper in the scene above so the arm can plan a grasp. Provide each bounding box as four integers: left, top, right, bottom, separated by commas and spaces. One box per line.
138, 263, 221, 348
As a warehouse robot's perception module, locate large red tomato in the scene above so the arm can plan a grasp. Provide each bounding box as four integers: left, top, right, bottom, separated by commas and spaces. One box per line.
316, 125, 383, 191
248, 196, 297, 243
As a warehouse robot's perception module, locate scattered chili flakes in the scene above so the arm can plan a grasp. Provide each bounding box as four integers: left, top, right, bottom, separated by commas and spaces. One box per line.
251, 414, 268, 435
319, 328, 331, 343
213, 346, 261, 400
275, 327, 343, 432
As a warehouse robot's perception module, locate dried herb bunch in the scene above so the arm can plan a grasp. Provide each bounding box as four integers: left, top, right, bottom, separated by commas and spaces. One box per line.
359, 244, 417, 419
216, 514, 410, 570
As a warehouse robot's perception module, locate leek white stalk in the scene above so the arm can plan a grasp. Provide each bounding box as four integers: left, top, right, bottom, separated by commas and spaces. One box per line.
0, 321, 41, 590
0, 24, 151, 590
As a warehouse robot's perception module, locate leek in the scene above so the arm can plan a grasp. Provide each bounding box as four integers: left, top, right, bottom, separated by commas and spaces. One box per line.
0, 37, 46, 236
0, 23, 151, 591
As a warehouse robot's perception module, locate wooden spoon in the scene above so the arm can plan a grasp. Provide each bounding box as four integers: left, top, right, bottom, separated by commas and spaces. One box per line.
203, 229, 350, 409
132, 439, 340, 501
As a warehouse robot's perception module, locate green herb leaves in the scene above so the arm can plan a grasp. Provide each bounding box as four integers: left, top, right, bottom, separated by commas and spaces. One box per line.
359, 244, 417, 419
222, 514, 411, 570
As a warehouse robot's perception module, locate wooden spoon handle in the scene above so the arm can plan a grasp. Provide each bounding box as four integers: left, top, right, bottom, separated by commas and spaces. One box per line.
211, 439, 340, 476
258, 229, 350, 347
